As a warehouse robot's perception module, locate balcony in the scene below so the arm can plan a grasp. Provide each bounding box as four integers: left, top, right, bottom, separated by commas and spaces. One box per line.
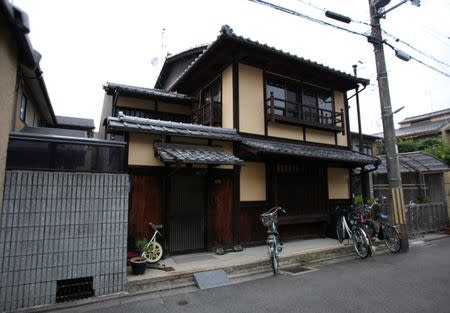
266, 93, 344, 133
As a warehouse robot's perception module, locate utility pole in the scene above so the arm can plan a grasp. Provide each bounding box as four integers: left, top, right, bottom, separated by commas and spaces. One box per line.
368, 0, 409, 252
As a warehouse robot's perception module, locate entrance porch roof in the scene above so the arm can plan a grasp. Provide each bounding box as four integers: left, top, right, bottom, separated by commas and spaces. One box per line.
154, 142, 243, 166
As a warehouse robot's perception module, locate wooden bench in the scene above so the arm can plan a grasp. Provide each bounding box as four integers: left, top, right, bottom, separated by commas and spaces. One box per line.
278, 214, 329, 238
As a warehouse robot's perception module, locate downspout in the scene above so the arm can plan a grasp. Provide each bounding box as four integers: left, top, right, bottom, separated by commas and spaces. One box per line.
11, 68, 22, 132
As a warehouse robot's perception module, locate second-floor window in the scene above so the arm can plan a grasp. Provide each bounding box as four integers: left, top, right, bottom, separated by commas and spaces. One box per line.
266, 77, 342, 130
193, 78, 222, 127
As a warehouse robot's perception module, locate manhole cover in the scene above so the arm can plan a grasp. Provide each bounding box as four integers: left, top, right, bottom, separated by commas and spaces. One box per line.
281, 266, 317, 276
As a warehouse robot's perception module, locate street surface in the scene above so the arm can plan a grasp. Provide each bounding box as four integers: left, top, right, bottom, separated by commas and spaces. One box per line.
54, 237, 450, 313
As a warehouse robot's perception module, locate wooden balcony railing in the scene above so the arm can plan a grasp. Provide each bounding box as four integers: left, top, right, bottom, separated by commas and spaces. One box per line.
266, 92, 344, 133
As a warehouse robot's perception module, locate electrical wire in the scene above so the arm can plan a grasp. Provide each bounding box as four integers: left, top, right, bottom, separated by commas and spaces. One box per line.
382, 29, 450, 69
296, 0, 371, 26
383, 39, 450, 78
247, 0, 367, 38
248, 0, 450, 79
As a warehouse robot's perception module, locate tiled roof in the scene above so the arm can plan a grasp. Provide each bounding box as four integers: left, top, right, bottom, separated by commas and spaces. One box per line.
103, 82, 193, 102
374, 152, 449, 174
107, 112, 240, 141
154, 142, 243, 165
168, 25, 369, 91
242, 138, 380, 165
399, 108, 450, 125
373, 119, 450, 138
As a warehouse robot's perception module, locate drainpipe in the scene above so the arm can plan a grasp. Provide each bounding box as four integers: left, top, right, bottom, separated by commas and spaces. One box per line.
352, 65, 370, 201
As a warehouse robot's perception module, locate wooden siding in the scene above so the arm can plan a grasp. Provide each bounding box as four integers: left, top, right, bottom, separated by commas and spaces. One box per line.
129, 175, 161, 239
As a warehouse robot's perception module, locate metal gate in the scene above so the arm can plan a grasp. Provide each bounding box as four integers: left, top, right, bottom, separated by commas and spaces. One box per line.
169, 174, 206, 253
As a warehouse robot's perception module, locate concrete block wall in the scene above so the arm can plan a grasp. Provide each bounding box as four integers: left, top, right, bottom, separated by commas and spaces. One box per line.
0, 171, 129, 312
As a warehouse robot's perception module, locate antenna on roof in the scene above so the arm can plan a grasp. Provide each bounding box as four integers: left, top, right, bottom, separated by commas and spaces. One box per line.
151, 27, 167, 67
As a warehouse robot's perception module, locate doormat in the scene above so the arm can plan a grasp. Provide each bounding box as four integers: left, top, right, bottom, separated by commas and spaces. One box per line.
193, 269, 229, 289
281, 266, 317, 276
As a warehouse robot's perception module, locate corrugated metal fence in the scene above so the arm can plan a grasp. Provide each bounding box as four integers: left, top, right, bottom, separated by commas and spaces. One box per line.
0, 171, 129, 312
406, 202, 448, 236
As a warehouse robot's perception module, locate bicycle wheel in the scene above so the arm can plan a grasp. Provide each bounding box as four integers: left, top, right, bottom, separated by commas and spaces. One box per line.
336, 218, 344, 243
384, 225, 401, 253
142, 241, 163, 263
269, 242, 279, 274
352, 228, 370, 259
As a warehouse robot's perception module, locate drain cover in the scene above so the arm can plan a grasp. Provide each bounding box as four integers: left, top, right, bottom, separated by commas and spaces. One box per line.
282, 266, 316, 276
193, 269, 230, 289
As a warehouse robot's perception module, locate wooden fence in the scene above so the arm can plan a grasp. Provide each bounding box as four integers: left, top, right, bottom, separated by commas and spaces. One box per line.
405, 202, 448, 236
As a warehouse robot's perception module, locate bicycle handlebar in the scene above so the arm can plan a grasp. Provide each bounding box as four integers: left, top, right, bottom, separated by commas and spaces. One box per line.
264, 206, 286, 215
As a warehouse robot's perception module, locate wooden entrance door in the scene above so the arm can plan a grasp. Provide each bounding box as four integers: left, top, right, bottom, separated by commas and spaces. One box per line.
209, 175, 233, 248
169, 174, 206, 253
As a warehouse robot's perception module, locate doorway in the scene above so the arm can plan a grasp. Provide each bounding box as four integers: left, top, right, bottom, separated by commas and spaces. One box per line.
169, 173, 206, 253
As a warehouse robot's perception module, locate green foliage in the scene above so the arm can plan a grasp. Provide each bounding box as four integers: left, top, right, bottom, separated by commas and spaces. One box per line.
135, 237, 148, 253
354, 194, 364, 206
366, 197, 376, 205
378, 137, 450, 165
397, 139, 416, 153
418, 195, 432, 204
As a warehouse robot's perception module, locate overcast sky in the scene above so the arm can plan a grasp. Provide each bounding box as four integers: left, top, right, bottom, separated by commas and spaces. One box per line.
11, 0, 450, 134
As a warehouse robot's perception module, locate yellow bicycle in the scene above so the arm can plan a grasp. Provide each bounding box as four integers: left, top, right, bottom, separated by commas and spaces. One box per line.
141, 223, 164, 263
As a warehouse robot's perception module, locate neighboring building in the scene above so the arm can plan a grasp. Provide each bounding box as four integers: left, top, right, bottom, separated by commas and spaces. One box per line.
350, 132, 382, 199
100, 25, 379, 254
351, 131, 381, 156
56, 115, 95, 137
0, 0, 57, 205
372, 151, 449, 225
373, 152, 449, 203
375, 108, 450, 142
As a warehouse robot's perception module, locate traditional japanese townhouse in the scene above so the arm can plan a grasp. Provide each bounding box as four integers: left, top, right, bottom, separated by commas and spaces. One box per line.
101, 25, 379, 254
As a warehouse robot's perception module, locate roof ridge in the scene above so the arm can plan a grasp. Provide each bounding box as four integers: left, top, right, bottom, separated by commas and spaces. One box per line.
167, 24, 369, 91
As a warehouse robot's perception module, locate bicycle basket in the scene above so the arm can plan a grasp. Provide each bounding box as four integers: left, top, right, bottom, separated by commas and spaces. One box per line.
260, 212, 277, 227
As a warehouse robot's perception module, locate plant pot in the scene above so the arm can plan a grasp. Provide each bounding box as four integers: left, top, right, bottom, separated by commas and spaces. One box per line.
130, 256, 147, 275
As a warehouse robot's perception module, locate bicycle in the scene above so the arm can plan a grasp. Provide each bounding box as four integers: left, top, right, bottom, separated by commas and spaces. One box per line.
336, 206, 372, 258
362, 197, 401, 253
141, 223, 165, 263
260, 206, 286, 274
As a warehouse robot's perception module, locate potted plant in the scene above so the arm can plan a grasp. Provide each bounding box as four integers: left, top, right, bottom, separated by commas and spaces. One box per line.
130, 237, 148, 275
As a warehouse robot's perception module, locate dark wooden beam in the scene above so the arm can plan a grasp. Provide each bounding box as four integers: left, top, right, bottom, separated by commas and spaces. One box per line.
233, 60, 239, 131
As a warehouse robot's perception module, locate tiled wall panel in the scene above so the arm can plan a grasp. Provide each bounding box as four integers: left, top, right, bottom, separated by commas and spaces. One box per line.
0, 171, 129, 311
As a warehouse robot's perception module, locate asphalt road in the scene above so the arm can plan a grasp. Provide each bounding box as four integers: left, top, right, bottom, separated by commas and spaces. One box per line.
54, 237, 450, 313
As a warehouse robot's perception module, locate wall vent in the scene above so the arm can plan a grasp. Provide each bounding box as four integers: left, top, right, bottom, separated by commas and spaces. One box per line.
56, 277, 94, 303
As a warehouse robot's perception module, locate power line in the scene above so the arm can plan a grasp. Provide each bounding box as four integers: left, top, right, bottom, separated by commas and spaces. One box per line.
248, 0, 450, 79
247, 0, 367, 37
296, 0, 371, 26
383, 39, 450, 78
382, 29, 450, 69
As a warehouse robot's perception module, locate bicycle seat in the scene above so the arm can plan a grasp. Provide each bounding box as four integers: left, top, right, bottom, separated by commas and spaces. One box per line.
378, 213, 388, 221
149, 223, 162, 229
